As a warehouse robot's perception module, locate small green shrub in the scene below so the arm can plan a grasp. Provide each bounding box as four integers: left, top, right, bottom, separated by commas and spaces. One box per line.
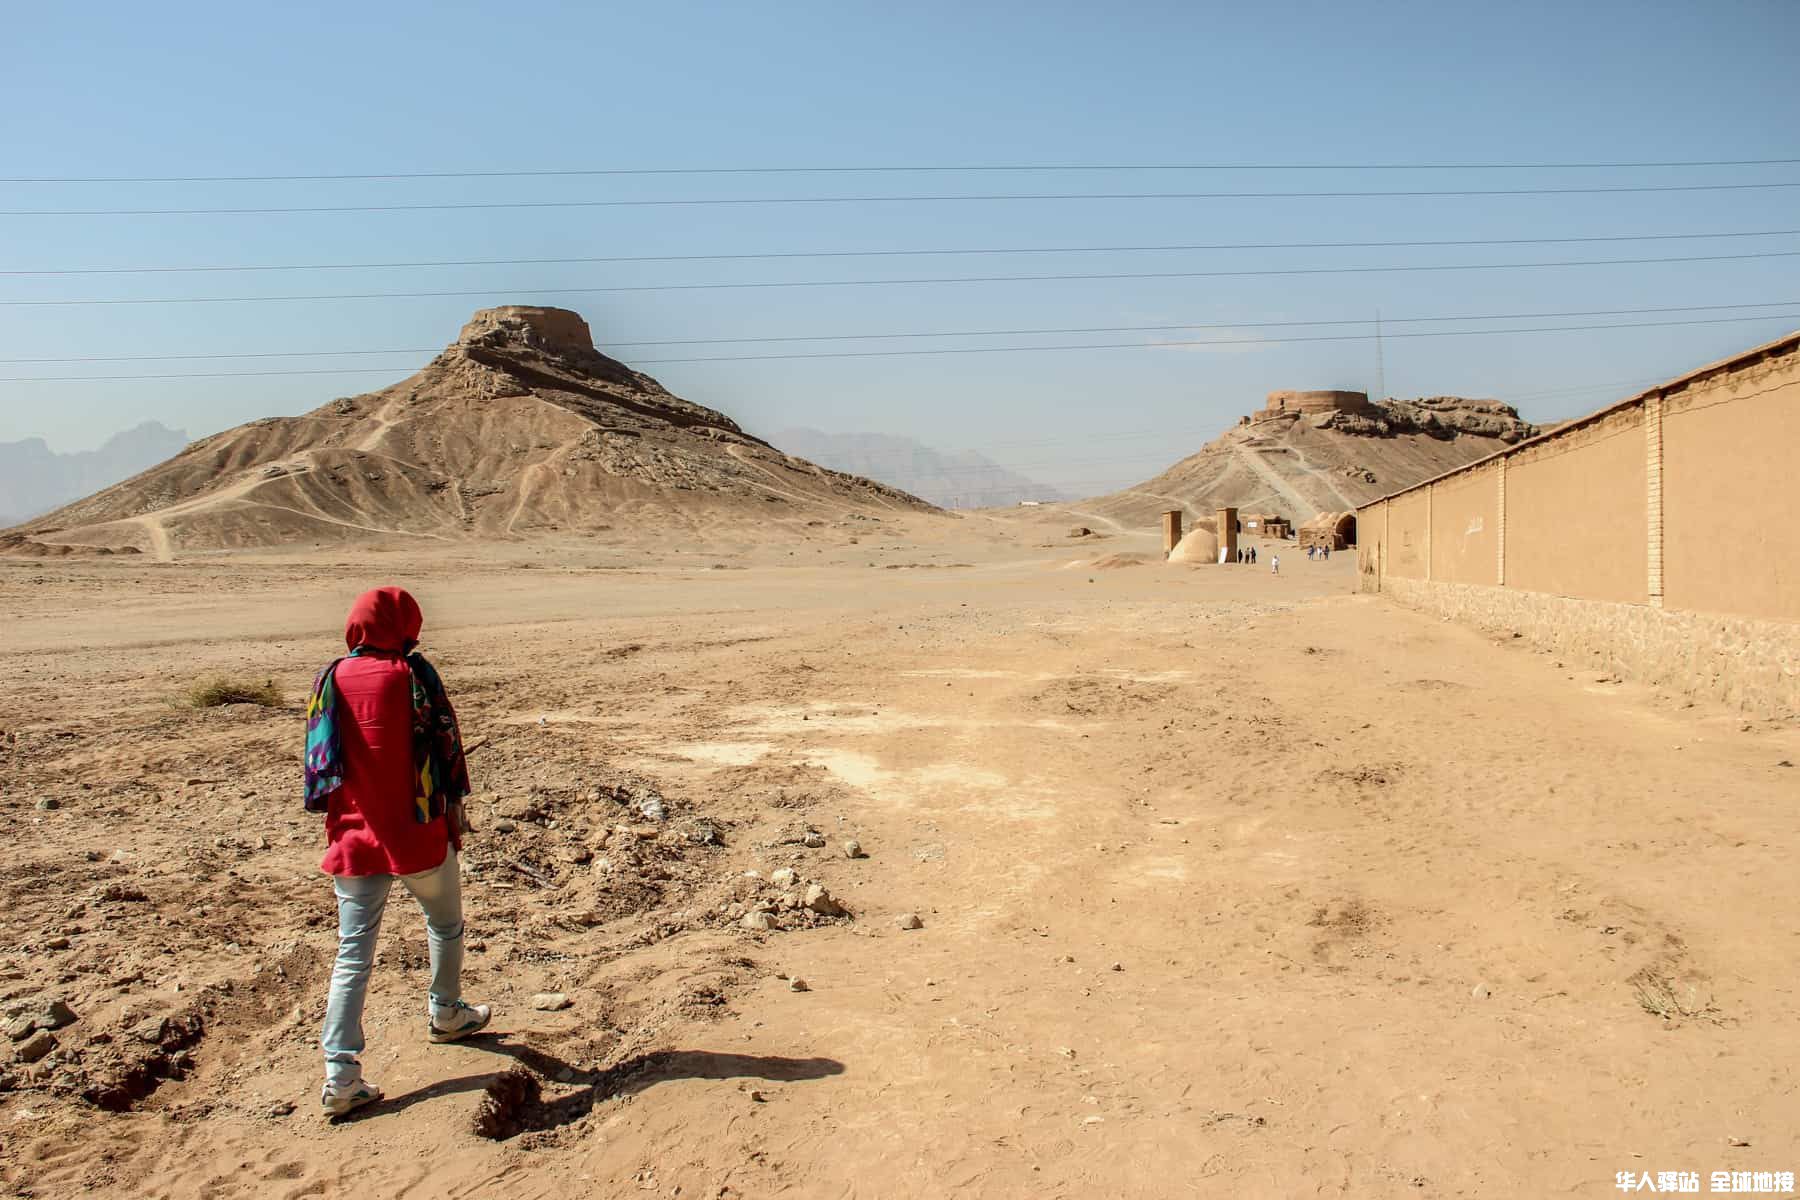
186, 676, 284, 708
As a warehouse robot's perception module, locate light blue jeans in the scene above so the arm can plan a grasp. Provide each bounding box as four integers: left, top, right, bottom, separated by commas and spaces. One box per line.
321, 849, 465, 1086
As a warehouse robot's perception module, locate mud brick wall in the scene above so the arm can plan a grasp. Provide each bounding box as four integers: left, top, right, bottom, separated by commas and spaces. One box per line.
1357, 332, 1800, 716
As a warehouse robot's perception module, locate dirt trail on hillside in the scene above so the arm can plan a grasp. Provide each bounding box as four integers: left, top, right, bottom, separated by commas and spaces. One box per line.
2, 540, 1796, 1199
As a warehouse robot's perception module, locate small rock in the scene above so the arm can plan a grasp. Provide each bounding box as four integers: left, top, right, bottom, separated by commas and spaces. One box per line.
468, 939, 486, 952
802, 831, 827, 849
769, 867, 799, 889
256, 836, 271, 850
1110, 962, 1123, 972
38, 1001, 77, 1031
1470, 983, 1491, 1000
803, 883, 846, 918
14, 1031, 56, 1064
493, 819, 517, 834
895, 913, 924, 931
531, 993, 572, 1012
130, 1016, 168, 1044
44, 936, 71, 951
788, 978, 809, 993
4, 1016, 36, 1041
267, 1099, 296, 1118
1057, 1046, 1076, 1059
566, 847, 593, 864
747, 1088, 766, 1102
843, 840, 864, 859
740, 910, 775, 932
35, 798, 60, 811
1725, 1136, 1750, 1148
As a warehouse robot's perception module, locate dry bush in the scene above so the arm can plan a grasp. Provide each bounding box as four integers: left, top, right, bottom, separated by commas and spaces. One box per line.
185, 675, 284, 708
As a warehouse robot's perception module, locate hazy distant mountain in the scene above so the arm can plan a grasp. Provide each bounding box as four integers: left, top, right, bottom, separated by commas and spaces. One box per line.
772, 429, 1067, 509
0, 421, 191, 527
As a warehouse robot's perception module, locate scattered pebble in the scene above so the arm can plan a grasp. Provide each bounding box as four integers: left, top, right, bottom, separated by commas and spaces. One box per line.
35, 798, 59, 811
843, 840, 864, 859
1470, 983, 1491, 1000
566, 847, 593, 864
802, 831, 827, 849
896, 912, 924, 930
1110, 962, 1123, 972
748, 1088, 766, 1102
1057, 1047, 1076, 1058
4, 1016, 36, 1042
38, 1001, 76, 1030
803, 883, 846, 918
1726, 1137, 1751, 1148
769, 867, 799, 889
44, 936, 71, 952
14, 1031, 56, 1064
788, 978, 809, 993
493, 819, 517, 834
531, 993, 572, 1012
267, 1099, 296, 1118
740, 911, 774, 932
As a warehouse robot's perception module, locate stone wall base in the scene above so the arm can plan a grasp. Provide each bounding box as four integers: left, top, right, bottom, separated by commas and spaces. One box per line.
1379, 577, 1800, 719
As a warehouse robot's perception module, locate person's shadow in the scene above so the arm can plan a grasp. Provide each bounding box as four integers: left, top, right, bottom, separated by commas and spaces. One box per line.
349, 1036, 844, 1137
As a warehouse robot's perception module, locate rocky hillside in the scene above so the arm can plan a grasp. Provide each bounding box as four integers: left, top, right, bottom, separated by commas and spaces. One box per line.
1081, 392, 1535, 526
9, 307, 934, 557
0, 422, 190, 526
772, 428, 1068, 509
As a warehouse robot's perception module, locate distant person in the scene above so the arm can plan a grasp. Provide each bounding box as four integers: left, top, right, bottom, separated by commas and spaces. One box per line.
1249, 546, 1257, 565
305, 586, 488, 1118
1271, 553, 1280, 575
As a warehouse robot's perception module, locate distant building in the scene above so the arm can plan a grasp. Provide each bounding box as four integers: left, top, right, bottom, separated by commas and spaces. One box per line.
1240, 512, 1292, 539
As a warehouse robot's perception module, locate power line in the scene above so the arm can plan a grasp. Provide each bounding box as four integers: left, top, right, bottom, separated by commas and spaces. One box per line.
5, 299, 1793, 363
3, 312, 1791, 382
634, 313, 1796, 364
6, 181, 1800, 217
8, 249, 1797, 308
6, 157, 1799, 183
6, 227, 1794, 277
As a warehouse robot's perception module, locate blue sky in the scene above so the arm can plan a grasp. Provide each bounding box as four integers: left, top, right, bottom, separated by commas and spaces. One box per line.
4, 0, 1796, 495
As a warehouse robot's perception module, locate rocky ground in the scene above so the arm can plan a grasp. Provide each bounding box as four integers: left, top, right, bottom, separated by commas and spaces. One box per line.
1, 523, 1797, 1198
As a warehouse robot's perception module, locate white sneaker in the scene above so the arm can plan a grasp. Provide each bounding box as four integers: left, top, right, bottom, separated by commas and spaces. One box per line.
320, 1078, 383, 1118
428, 1000, 492, 1043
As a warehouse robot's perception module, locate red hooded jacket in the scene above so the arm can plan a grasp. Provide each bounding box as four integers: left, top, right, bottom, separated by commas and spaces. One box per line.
319, 587, 452, 877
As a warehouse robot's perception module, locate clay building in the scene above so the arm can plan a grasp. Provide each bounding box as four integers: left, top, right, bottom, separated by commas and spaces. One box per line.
1240, 512, 1292, 539
1254, 390, 1377, 423
1299, 511, 1356, 550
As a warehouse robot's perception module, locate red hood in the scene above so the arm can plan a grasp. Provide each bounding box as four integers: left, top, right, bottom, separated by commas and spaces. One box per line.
344, 586, 423, 653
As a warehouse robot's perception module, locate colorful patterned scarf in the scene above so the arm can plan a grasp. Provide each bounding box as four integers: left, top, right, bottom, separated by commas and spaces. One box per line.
304, 648, 471, 822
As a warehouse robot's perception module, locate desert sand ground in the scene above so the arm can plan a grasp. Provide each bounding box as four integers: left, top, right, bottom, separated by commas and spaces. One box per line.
2, 514, 1797, 1199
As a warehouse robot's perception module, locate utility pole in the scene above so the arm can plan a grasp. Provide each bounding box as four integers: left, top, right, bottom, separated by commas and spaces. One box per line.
1374, 308, 1386, 401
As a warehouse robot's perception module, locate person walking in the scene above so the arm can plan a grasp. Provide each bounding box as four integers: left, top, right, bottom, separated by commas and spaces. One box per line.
305, 586, 489, 1118
1271, 553, 1281, 575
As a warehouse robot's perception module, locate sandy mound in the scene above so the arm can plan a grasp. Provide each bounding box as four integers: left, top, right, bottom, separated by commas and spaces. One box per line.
13, 306, 935, 557
1083, 390, 1534, 526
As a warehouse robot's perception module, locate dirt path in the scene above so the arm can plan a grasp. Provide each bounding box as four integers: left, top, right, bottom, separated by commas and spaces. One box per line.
1, 548, 1795, 1199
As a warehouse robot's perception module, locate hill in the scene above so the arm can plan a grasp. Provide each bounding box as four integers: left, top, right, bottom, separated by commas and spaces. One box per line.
771, 428, 1067, 509
8, 307, 933, 558
0, 422, 191, 527
1080, 389, 1536, 526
